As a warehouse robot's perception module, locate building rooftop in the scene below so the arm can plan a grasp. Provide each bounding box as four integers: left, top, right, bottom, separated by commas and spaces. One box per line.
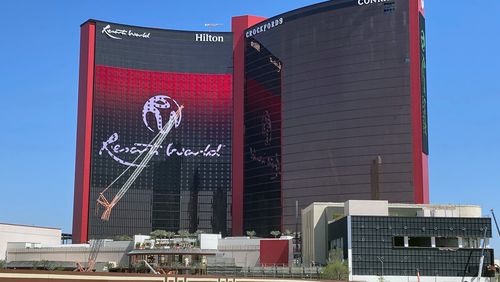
0, 222, 60, 230
303, 200, 484, 218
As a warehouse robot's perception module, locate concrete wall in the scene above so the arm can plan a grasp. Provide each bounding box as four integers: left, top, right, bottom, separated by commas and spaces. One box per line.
6, 241, 132, 267
419, 205, 482, 218
200, 234, 221, 250
0, 224, 61, 260
301, 203, 344, 266
217, 237, 260, 267
344, 200, 389, 216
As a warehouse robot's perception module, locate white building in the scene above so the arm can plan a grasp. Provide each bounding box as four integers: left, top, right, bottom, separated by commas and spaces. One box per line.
0, 223, 61, 260
6, 240, 133, 270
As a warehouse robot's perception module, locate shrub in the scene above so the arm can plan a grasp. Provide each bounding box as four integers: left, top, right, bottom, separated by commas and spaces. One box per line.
246, 230, 256, 238
321, 260, 349, 280
113, 234, 132, 241
321, 248, 349, 280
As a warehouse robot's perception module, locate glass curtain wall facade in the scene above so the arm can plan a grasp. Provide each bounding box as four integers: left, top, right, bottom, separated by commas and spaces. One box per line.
243, 0, 426, 235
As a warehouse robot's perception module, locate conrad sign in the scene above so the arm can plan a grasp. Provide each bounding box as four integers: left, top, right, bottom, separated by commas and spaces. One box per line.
357, 0, 391, 5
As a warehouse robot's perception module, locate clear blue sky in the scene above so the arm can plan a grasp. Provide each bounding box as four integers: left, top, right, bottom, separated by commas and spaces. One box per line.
0, 1, 498, 252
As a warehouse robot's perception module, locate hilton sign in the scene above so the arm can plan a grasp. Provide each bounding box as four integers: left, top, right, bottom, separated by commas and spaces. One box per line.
195, 33, 224, 42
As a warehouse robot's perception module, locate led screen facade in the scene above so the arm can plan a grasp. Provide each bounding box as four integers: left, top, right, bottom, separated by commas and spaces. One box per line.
73, 21, 233, 242
242, 0, 428, 235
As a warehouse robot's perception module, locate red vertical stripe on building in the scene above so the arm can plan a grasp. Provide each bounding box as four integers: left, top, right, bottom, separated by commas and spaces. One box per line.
419, 0, 429, 205
231, 15, 266, 235
72, 22, 95, 243
409, 1, 429, 204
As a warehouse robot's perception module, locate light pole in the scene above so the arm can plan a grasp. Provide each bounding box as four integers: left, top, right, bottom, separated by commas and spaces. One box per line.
377, 256, 385, 278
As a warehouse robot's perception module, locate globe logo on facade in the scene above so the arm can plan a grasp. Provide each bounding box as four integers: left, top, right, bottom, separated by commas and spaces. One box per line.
142, 95, 182, 132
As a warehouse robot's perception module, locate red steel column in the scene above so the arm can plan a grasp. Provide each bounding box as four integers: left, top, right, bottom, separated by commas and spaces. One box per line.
72, 21, 96, 243
409, 1, 429, 204
231, 15, 266, 235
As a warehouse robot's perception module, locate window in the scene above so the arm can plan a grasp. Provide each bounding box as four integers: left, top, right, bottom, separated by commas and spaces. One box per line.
393, 236, 405, 247
463, 238, 480, 249
408, 237, 432, 248
435, 237, 459, 248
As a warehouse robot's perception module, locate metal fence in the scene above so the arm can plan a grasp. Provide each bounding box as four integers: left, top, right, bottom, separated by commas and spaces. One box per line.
207, 266, 321, 279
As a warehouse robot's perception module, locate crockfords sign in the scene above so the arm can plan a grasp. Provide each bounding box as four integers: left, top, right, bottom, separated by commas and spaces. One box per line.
195, 33, 224, 42
245, 18, 283, 38
357, 0, 391, 5
102, 24, 151, 40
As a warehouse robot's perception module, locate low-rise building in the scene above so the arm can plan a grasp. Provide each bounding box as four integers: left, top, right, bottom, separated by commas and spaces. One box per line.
6, 240, 132, 271
302, 200, 496, 282
5, 233, 293, 272
0, 223, 61, 260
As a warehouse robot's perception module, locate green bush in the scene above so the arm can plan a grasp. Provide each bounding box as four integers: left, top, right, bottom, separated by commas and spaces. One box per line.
31, 261, 41, 270
113, 234, 132, 241
321, 260, 349, 280
246, 230, 256, 238
321, 248, 349, 280
40, 260, 56, 271
150, 230, 168, 239
0, 260, 6, 269
270, 230, 281, 238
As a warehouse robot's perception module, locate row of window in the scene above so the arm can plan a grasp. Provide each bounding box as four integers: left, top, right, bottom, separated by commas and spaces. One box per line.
393, 236, 482, 249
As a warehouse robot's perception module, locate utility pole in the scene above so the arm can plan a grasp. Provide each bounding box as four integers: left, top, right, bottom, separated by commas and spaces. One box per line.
371, 156, 382, 200
295, 200, 301, 265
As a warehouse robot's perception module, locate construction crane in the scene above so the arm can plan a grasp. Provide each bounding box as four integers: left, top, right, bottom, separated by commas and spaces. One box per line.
491, 209, 500, 237
461, 226, 489, 282
471, 209, 500, 281
476, 227, 488, 280
490, 209, 500, 275
96, 106, 183, 221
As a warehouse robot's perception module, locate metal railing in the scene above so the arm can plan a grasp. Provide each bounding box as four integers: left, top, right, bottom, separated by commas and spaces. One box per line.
206, 265, 321, 279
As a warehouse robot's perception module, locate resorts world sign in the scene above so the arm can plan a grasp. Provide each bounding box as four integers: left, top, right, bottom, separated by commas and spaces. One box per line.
102, 24, 151, 40
99, 95, 225, 167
